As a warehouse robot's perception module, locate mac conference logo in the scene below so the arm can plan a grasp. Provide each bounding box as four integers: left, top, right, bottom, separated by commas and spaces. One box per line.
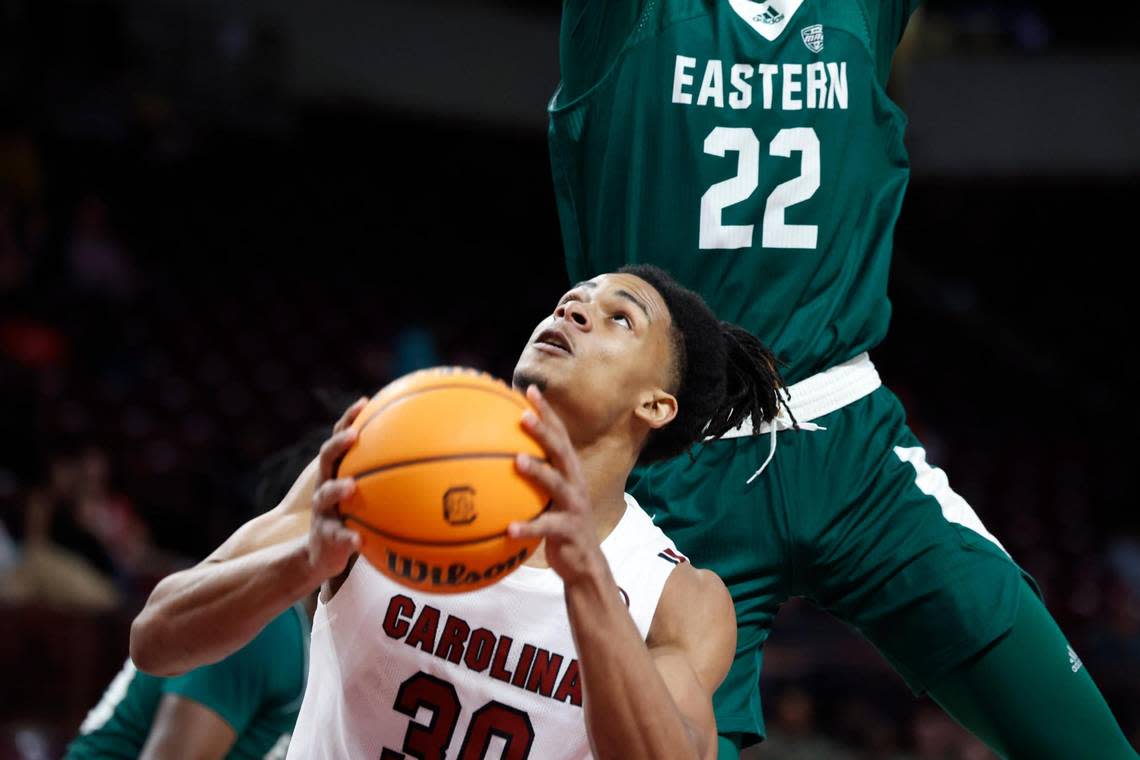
443, 486, 477, 525
801, 24, 824, 53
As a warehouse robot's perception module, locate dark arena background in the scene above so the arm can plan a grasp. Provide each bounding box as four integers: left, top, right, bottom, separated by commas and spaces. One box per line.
2, 1, 1139, 758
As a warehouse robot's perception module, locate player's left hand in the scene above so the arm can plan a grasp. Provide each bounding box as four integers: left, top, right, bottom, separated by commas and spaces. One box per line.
508, 385, 608, 587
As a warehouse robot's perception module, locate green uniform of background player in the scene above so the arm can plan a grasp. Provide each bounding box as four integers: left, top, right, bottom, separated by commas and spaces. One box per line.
548, 1, 1137, 757
66, 604, 309, 760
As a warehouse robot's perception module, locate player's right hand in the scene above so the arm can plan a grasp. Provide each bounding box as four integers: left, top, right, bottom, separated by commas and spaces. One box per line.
307, 397, 367, 582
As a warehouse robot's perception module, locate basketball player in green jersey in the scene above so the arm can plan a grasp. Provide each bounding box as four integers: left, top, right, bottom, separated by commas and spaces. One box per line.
66, 602, 309, 760
548, 2, 1137, 758
68, 434, 320, 760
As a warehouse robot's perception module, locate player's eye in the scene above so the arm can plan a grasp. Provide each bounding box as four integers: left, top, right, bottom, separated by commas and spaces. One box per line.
612, 312, 632, 329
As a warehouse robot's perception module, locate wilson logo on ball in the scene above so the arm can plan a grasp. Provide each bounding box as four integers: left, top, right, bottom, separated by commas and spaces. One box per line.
385, 547, 530, 589
443, 486, 477, 525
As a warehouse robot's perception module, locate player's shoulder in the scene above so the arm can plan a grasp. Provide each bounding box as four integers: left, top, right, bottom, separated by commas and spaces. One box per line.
648, 561, 736, 682
658, 562, 734, 630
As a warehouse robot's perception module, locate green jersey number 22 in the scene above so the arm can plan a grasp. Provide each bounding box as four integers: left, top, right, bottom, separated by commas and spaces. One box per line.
699, 126, 820, 250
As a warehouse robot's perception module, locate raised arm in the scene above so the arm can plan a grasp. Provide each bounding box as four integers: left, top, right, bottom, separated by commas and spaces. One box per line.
130, 399, 366, 676
509, 386, 735, 759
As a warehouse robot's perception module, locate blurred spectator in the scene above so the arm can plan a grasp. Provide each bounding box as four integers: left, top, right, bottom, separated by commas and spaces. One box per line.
0, 444, 187, 609
912, 704, 994, 760
67, 445, 188, 594
837, 697, 912, 760
0, 446, 118, 609
754, 688, 858, 759
67, 195, 136, 298
0, 480, 120, 610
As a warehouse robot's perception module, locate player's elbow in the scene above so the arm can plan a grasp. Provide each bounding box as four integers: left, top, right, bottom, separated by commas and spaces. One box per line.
129, 610, 162, 674
130, 606, 181, 677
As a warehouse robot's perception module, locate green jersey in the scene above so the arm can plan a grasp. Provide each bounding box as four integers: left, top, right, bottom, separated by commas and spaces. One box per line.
66, 605, 309, 760
550, 0, 918, 383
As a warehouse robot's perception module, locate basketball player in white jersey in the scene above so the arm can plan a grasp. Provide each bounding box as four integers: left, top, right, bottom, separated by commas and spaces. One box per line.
130, 265, 787, 759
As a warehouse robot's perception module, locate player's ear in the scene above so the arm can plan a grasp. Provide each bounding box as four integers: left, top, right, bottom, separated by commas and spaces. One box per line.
635, 388, 678, 430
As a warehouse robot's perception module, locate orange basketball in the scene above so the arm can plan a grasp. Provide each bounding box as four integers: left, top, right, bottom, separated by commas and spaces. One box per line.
336, 367, 548, 593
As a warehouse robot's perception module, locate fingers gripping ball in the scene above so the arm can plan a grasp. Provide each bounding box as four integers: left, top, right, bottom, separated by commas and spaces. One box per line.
336, 368, 549, 593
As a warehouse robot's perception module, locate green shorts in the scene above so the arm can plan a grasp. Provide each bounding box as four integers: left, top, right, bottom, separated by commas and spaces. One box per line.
629, 384, 1036, 749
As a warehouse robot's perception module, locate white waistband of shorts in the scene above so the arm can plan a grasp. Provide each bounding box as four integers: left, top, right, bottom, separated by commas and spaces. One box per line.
716, 352, 882, 440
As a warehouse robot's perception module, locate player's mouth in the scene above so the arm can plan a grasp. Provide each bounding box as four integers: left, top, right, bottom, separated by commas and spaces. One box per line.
534, 327, 574, 356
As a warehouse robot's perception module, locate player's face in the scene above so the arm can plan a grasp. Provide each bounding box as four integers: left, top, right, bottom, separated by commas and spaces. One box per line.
513, 273, 676, 441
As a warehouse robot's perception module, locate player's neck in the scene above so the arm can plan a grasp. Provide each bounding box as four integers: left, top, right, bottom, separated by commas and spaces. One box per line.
578, 435, 638, 537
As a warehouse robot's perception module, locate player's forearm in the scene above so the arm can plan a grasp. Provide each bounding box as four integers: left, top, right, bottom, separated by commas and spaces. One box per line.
566, 563, 701, 760
130, 537, 317, 676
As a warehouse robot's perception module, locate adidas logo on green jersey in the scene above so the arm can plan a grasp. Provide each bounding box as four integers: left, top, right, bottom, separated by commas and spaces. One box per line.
728, 0, 805, 42
753, 3, 784, 24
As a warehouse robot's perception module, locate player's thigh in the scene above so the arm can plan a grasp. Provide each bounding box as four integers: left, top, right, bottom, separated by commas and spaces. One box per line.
802, 388, 1029, 692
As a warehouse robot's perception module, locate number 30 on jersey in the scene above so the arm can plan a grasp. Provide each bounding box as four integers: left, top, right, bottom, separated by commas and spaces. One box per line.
699, 126, 820, 251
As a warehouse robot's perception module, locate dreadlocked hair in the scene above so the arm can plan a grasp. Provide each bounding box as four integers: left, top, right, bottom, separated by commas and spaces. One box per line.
618, 264, 787, 465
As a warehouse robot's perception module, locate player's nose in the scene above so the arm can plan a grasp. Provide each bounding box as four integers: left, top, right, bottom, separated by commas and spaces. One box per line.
554, 301, 592, 331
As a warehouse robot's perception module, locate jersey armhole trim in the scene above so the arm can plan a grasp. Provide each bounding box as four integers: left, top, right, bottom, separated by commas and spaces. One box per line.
549, 2, 709, 116
853, 0, 874, 64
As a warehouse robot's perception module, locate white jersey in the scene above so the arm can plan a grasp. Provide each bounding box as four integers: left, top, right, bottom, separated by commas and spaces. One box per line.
287, 493, 687, 760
